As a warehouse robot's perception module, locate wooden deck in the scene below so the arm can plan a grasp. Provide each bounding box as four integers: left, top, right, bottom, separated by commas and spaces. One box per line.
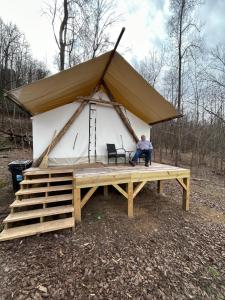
73, 162, 190, 220
0, 162, 190, 241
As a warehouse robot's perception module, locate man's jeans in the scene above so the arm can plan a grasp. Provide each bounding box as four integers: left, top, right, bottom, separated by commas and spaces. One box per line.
132, 149, 152, 164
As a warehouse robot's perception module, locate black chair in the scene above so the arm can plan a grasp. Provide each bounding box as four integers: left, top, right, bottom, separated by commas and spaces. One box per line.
106, 144, 126, 164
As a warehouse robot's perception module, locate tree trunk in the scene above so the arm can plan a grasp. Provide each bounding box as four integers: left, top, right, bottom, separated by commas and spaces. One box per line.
175, 0, 185, 166
59, 0, 69, 71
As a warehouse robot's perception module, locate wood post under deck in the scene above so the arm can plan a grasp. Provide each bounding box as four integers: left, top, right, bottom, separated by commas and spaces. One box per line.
157, 180, 163, 194
104, 186, 109, 198
73, 163, 191, 222
74, 188, 81, 222
127, 182, 134, 218
176, 177, 190, 211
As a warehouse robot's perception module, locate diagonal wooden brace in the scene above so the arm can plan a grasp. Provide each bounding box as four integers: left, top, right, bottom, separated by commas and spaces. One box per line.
133, 181, 147, 199
176, 178, 186, 190
176, 177, 190, 211
81, 186, 98, 208
112, 184, 128, 199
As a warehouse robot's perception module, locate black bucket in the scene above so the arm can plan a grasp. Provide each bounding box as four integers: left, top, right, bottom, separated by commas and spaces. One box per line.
8, 160, 33, 192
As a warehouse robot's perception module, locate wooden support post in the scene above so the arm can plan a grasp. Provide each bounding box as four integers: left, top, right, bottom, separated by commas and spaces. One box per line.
182, 177, 190, 211
72, 179, 75, 231
104, 186, 109, 198
157, 180, 163, 194
127, 182, 134, 218
74, 188, 81, 222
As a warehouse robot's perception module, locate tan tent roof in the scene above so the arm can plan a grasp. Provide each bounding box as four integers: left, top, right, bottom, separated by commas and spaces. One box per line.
7, 51, 179, 124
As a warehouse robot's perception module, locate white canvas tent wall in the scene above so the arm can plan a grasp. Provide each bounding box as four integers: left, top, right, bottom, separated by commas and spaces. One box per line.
32, 91, 150, 165
6, 51, 180, 166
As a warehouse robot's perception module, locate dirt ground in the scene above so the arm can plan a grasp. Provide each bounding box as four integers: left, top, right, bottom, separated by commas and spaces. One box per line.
0, 149, 225, 300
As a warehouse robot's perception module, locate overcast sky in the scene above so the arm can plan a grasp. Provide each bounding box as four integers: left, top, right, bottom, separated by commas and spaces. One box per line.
1, 0, 225, 73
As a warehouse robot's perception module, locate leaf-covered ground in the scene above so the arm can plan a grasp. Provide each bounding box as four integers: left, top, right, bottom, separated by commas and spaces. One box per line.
0, 150, 224, 300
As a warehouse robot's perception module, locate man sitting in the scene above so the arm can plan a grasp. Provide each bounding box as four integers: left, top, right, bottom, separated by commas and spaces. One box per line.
129, 135, 153, 167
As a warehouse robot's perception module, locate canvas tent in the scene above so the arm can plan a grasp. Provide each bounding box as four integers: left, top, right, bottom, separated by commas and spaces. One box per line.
6, 51, 179, 166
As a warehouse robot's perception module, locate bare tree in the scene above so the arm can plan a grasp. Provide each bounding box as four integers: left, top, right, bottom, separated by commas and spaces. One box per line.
44, 0, 120, 70
0, 17, 49, 147
168, 0, 202, 165
134, 47, 165, 88
43, 0, 78, 70
133, 47, 167, 163
83, 0, 120, 59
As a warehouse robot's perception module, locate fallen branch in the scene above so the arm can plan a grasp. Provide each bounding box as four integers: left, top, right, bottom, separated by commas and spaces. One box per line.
0, 128, 32, 143
0, 147, 12, 152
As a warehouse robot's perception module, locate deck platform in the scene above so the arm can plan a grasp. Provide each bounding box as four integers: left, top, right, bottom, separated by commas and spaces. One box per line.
73, 162, 190, 220
0, 162, 190, 241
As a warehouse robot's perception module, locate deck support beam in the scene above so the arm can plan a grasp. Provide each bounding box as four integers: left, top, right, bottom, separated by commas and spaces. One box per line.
176, 178, 186, 190
176, 178, 190, 211
112, 184, 128, 199
133, 181, 147, 199
127, 182, 134, 218
157, 180, 163, 194
74, 188, 81, 222
81, 186, 98, 209
182, 178, 190, 211
74, 186, 98, 222
103, 186, 109, 198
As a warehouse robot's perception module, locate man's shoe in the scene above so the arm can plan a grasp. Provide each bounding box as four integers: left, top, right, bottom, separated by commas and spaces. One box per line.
129, 160, 136, 167
145, 163, 149, 167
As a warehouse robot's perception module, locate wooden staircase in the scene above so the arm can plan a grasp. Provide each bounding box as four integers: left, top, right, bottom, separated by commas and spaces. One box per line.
0, 168, 75, 241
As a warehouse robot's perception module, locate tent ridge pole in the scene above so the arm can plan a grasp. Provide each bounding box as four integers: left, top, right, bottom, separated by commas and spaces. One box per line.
94, 27, 125, 93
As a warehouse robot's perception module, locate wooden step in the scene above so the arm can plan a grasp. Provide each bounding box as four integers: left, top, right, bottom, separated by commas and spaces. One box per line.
4, 205, 74, 223
24, 168, 73, 176
0, 218, 74, 241
10, 194, 73, 208
16, 184, 73, 196
20, 176, 73, 185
